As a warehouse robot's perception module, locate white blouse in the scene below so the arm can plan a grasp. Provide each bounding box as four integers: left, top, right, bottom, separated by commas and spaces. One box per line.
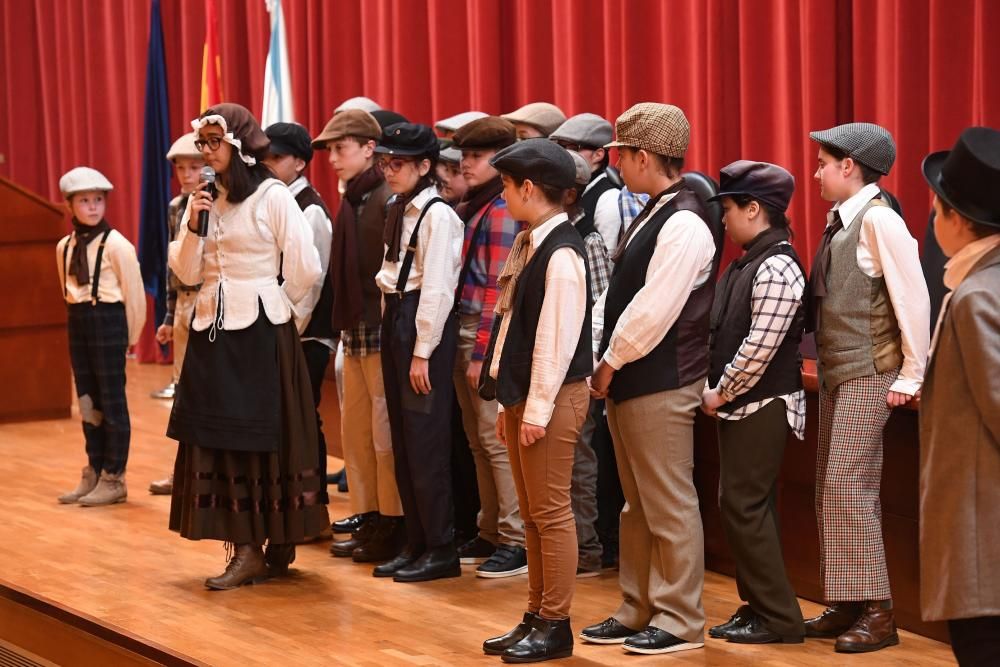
169, 179, 321, 336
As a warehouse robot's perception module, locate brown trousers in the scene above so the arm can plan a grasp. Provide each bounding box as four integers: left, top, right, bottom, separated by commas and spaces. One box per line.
504, 381, 589, 620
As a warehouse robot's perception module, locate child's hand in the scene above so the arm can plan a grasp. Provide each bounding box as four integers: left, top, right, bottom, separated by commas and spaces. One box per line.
520, 423, 546, 447
187, 182, 214, 231
155, 324, 173, 344
886, 390, 911, 408
409, 356, 432, 395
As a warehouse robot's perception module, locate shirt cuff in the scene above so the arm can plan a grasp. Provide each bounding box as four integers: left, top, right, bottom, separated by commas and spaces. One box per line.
412, 340, 434, 359
522, 397, 554, 429
889, 377, 921, 396
602, 348, 626, 371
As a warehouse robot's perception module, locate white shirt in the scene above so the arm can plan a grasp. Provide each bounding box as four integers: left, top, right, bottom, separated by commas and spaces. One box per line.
930, 234, 1000, 356
57, 228, 147, 346
829, 182, 931, 395
170, 179, 322, 335
375, 186, 464, 359
584, 173, 625, 256
288, 176, 335, 348
489, 213, 588, 427
592, 190, 716, 369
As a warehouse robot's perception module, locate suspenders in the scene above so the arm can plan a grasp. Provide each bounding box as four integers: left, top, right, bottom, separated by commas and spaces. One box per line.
395, 197, 445, 293
62, 229, 112, 305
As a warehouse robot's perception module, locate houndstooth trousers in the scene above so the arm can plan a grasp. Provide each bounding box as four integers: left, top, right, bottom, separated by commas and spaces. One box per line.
815, 368, 899, 602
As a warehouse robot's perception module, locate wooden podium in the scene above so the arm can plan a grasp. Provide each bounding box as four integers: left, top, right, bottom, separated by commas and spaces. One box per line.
0, 177, 72, 422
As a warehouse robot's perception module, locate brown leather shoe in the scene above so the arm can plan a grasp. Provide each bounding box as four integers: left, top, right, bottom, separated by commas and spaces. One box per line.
804, 602, 864, 638
835, 602, 900, 653
264, 543, 296, 577
205, 544, 268, 590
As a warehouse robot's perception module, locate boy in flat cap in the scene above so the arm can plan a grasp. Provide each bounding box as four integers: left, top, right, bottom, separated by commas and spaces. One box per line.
700, 161, 807, 645
149, 133, 205, 495
374, 122, 465, 583
919, 127, 1000, 667
57, 167, 146, 507
449, 116, 529, 579
501, 102, 567, 140
583, 102, 716, 655
312, 109, 406, 562
436, 143, 468, 205
805, 122, 930, 652
479, 138, 591, 662
263, 121, 337, 506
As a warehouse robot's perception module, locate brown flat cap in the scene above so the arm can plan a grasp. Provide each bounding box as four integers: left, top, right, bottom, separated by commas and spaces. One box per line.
312, 109, 381, 149
452, 116, 517, 150
606, 102, 690, 158
501, 102, 567, 137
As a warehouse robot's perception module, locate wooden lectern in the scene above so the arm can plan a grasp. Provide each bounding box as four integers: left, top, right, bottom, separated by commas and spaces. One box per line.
0, 177, 72, 422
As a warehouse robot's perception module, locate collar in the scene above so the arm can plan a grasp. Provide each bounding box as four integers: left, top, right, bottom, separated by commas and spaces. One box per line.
944, 234, 1000, 290
405, 185, 440, 215
288, 175, 310, 196
582, 170, 607, 196
832, 183, 881, 230
530, 212, 570, 247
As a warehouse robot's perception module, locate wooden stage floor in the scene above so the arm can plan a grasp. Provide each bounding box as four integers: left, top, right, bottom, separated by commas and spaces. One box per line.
0, 361, 956, 666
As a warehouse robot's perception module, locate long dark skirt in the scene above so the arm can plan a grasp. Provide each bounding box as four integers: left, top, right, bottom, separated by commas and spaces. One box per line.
168, 319, 329, 545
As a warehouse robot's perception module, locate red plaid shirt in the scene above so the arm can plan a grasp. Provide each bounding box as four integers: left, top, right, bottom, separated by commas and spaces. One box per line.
458, 196, 524, 360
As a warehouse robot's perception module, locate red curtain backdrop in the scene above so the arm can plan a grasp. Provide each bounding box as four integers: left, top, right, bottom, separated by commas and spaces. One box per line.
3, 0, 1000, 274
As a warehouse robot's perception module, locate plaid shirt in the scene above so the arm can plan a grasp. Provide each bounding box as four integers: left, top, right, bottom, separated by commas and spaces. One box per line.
341, 321, 380, 357
584, 231, 610, 300
618, 186, 649, 235
716, 252, 806, 440
458, 196, 523, 360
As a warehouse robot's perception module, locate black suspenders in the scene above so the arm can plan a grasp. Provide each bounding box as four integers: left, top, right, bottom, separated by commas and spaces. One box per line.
62, 229, 112, 305
395, 197, 445, 293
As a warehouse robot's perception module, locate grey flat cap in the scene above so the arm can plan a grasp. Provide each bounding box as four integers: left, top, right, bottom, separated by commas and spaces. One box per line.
334, 96, 381, 114
439, 144, 462, 164
810, 122, 896, 175
434, 111, 488, 133
550, 113, 613, 148
566, 150, 592, 186
490, 138, 576, 189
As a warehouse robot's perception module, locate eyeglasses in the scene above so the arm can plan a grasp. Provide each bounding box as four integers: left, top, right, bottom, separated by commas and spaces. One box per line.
194, 136, 224, 151
378, 157, 413, 173
554, 140, 594, 153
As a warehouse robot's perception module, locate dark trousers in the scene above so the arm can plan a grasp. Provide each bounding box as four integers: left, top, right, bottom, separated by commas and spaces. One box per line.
949, 616, 1000, 667
302, 339, 331, 503
590, 400, 623, 566
451, 397, 481, 544
67, 303, 130, 475
572, 401, 603, 571
717, 399, 804, 637
381, 292, 458, 552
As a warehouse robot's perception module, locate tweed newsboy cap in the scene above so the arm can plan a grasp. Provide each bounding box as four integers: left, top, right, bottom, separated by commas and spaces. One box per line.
606, 103, 690, 158
566, 150, 592, 186
166, 132, 202, 161
312, 109, 382, 148
452, 116, 517, 150
710, 160, 796, 211
490, 138, 576, 189
59, 166, 114, 197
550, 113, 614, 149
501, 102, 567, 137
810, 122, 896, 175
266, 122, 314, 163
434, 111, 488, 133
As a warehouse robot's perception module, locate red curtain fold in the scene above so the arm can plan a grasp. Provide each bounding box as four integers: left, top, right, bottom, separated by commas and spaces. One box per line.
3, 0, 1000, 274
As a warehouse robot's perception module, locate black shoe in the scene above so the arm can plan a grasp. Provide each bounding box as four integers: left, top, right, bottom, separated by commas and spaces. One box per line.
476, 544, 528, 579
352, 516, 406, 563
579, 617, 639, 644
331, 511, 373, 534
373, 549, 420, 578
393, 545, 461, 583
484, 612, 537, 655
326, 468, 344, 486
709, 604, 755, 639
502, 616, 573, 663
330, 514, 379, 557
458, 536, 496, 564
263, 543, 296, 577
622, 626, 704, 655
726, 615, 803, 645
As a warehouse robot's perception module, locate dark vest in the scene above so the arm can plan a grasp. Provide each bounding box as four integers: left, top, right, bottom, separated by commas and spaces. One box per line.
576, 170, 618, 241
295, 185, 336, 339
351, 180, 393, 327
708, 231, 805, 410
598, 188, 714, 402
479, 221, 593, 407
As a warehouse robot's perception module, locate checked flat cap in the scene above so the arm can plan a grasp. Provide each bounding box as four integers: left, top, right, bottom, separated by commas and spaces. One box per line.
810, 122, 896, 175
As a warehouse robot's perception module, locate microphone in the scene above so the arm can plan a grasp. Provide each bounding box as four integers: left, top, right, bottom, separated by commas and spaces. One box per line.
196, 166, 217, 237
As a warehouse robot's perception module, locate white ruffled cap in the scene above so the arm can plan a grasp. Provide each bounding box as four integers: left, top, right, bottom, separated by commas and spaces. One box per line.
166, 132, 202, 161
191, 114, 258, 166
59, 167, 114, 197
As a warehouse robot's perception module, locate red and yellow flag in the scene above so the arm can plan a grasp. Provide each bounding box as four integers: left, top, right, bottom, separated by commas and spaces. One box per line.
200, 0, 224, 110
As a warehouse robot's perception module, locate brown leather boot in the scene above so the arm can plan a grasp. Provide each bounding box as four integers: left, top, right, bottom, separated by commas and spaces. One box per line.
58, 466, 98, 504
148, 474, 173, 495
804, 602, 864, 638
264, 543, 296, 577
78, 471, 127, 506
205, 544, 268, 590
835, 601, 900, 653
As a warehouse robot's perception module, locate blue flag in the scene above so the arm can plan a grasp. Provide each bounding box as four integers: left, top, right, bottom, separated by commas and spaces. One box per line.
137, 0, 171, 328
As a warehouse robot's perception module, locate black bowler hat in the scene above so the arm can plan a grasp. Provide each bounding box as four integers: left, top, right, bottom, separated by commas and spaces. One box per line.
489, 138, 576, 189
375, 122, 440, 160
922, 127, 1000, 228
265, 122, 314, 164
709, 160, 795, 211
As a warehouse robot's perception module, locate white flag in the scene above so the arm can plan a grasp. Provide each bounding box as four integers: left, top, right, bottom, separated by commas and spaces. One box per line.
261, 0, 294, 128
